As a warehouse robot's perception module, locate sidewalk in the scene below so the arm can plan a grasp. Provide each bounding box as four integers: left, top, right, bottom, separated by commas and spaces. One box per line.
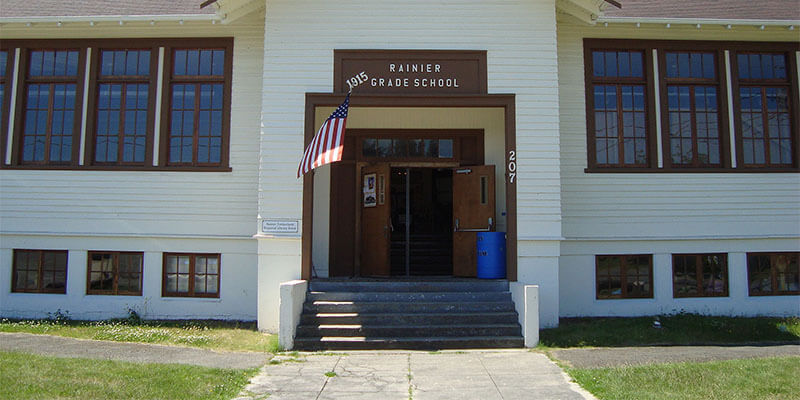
0, 332, 268, 369
234, 350, 596, 400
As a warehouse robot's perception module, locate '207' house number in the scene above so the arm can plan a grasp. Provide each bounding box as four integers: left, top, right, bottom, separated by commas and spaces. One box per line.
507, 150, 517, 184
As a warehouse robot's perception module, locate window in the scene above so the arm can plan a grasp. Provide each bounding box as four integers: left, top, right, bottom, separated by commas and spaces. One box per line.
361, 137, 455, 159
166, 48, 228, 166
672, 253, 728, 298
162, 253, 220, 298
747, 252, 799, 296
662, 51, 723, 168
584, 40, 798, 172
1, 38, 232, 170
12, 249, 68, 293
87, 251, 143, 295
92, 49, 153, 165
734, 53, 796, 168
0, 50, 10, 164
596, 254, 653, 299
21, 49, 82, 164
586, 49, 652, 168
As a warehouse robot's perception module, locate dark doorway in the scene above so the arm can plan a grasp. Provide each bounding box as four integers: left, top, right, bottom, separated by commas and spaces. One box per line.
390, 167, 453, 276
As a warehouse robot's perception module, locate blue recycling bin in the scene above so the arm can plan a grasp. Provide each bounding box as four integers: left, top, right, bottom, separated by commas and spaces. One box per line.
476, 232, 506, 279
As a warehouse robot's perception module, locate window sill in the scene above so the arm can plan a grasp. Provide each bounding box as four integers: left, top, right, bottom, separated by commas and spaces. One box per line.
1, 165, 232, 172
161, 295, 221, 301
585, 167, 800, 173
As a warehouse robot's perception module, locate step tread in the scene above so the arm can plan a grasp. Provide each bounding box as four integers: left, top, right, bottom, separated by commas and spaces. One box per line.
300, 323, 520, 329
295, 336, 524, 342
305, 312, 519, 317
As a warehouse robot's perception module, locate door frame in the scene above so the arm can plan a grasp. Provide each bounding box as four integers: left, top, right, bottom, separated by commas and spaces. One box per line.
302, 93, 517, 281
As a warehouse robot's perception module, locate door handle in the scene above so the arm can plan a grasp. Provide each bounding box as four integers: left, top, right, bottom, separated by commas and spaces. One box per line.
454, 217, 494, 232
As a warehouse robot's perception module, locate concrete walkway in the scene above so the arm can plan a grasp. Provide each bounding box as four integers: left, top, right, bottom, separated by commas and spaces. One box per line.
234, 350, 596, 400
550, 344, 800, 369
0, 332, 268, 369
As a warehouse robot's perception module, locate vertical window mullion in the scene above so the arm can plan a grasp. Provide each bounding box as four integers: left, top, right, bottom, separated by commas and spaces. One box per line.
188, 254, 195, 296
193, 82, 200, 164
117, 84, 127, 163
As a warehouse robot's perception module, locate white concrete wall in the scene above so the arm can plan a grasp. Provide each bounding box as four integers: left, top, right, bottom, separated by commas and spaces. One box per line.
557, 17, 800, 318
0, 11, 265, 321
0, 236, 257, 320
260, 0, 564, 329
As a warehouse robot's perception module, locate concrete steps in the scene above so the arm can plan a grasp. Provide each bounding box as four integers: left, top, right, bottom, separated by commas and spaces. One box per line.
293, 280, 523, 350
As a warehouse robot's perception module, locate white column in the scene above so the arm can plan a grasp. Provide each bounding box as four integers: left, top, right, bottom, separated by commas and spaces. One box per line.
652, 49, 664, 168
79, 47, 92, 166
725, 50, 737, 168
5, 48, 21, 165
152, 47, 165, 166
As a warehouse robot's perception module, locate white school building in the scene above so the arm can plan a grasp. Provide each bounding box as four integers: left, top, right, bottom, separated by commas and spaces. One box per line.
0, 0, 798, 342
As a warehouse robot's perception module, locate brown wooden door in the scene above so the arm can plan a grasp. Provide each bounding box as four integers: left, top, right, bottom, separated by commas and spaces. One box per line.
360, 164, 392, 276
452, 165, 495, 277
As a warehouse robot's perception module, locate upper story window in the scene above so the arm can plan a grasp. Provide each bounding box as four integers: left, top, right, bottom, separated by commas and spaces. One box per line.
22, 49, 82, 165
0, 50, 10, 161
0, 38, 232, 171
587, 49, 651, 168
663, 51, 723, 168
93, 49, 153, 166
167, 49, 228, 167
734, 53, 795, 168
584, 40, 798, 172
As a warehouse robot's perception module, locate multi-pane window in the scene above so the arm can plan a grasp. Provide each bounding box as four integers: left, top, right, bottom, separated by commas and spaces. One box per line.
1, 39, 232, 169
163, 253, 220, 298
747, 252, 800, 296
588, 50, 649, 167
94, 49, 152, 165
22, 49, 81, 164
12, 249, 68, 293
596, 254, 653, 299
736, 53, 794, 167
672, 254, 728, 298
168, 49, 226, 166
663, 52, 722, 167
87, 251, 143, 295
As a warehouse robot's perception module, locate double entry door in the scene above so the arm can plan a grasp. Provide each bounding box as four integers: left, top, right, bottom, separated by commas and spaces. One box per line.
360, 164, 495, 277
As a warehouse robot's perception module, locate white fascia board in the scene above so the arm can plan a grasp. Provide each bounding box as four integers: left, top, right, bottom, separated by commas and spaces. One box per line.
0, 14, 222, 25
211, 0, 263, 24
597, 16, 800, 27
557, 0, 605, 24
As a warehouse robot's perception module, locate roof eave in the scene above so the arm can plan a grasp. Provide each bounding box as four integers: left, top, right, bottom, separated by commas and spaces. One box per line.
0, 14, 221, 25
597, 16, 800, 27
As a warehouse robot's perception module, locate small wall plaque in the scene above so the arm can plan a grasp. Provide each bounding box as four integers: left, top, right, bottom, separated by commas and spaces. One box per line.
262, 219, 299, 234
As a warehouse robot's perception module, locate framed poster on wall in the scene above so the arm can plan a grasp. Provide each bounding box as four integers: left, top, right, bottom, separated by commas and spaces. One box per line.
363, 173, 377, 207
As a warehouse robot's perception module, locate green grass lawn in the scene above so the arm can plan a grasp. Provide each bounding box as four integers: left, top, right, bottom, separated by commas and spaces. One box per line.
568, 356, 800, 400
0, 318, 280, 353
0, 351, 259, 400
539, 314, 800, 348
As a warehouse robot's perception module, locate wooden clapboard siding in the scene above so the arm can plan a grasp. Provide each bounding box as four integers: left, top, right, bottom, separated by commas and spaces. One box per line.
0, 11, 264, 239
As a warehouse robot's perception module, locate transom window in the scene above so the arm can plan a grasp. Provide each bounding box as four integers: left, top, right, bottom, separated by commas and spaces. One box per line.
361, 137, 454, 159
596, 254, 653, 299
672, 253, 728, 298
87, 251, 143, 296
12, 249, 68, 294
163, 253, 220, 298
747, 252, 799, 296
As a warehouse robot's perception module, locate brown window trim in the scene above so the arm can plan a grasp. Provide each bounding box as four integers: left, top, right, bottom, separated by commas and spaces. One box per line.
584, 42, 658, 170
11, 249, 68, 294
747, 252, 800, 296
731, 51, 800, 170
658, 50, 729, 169
583, 39, 800, 173
86, 251, 144, 296
672, 253, 729, 298
0, 38, 233, 171
160, 44, 233, 168
162, 252, 221, 298
595, 254, 654, 300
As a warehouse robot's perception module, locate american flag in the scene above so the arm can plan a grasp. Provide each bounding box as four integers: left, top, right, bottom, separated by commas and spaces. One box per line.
297, 94, 350, 178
